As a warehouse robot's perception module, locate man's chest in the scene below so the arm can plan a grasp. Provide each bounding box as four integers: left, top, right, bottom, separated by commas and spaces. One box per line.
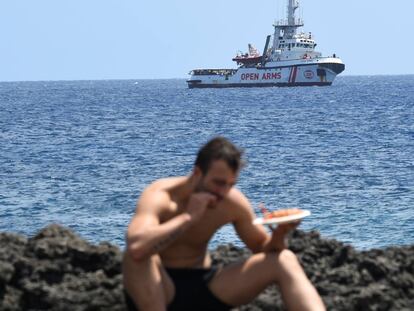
163, 206, 231, 245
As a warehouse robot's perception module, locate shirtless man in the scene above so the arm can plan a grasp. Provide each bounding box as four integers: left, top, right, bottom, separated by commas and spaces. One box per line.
123, 137, 325, 311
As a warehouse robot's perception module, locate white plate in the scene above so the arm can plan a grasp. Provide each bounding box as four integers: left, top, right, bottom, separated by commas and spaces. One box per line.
253, 210, 311, 225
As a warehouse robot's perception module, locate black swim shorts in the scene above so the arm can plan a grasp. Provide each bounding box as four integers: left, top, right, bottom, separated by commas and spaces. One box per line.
124, 266, 233, 311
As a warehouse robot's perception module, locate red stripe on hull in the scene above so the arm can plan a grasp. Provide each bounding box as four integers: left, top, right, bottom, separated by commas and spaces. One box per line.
288, 67, 294, 83
291, 66, 298, 83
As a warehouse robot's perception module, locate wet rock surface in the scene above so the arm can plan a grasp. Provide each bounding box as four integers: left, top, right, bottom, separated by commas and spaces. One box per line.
1, 224, 413, 310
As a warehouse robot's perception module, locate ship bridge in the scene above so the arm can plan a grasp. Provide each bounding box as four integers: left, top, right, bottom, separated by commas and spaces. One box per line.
267, 0, 320, 61
275, 37, 316, 51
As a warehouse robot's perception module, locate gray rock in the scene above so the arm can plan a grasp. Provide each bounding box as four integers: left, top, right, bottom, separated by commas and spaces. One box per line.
0, 224, 413, 310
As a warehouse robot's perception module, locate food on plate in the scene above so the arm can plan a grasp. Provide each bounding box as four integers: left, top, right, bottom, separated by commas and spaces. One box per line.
254, 204, 310, 226
258, 203, 302, 219
263, 208, 302, 219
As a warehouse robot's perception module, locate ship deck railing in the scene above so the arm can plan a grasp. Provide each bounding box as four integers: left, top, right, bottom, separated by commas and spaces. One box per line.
190, 69, 237, 76
273, 18, 304, 27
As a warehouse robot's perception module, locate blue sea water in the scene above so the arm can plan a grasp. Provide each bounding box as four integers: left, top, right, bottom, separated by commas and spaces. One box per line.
1, 76, 413, 250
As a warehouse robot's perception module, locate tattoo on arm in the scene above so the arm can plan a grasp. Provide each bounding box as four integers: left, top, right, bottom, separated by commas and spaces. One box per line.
152, 228, 183, 252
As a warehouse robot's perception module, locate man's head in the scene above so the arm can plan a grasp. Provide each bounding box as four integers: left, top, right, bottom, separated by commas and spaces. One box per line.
193, 137, 244, 201
195, 136, 244, 175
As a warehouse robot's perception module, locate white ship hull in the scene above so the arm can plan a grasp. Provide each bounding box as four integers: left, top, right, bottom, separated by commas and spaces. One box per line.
188, 57, 344, 88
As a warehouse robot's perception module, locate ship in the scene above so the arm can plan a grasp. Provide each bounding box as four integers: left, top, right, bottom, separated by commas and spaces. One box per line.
187, 0, 345, 88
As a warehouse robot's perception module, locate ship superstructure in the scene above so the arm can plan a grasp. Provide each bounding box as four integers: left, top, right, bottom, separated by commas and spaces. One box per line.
187, 0, 344, 88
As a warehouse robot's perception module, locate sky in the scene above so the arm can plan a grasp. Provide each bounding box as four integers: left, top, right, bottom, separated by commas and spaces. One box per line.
1, 0, 414, 81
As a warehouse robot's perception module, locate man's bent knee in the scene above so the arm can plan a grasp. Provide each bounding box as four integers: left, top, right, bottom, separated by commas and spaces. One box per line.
277, 249, 300, 265
272, 249, 306, 281
263, 249, 299, 267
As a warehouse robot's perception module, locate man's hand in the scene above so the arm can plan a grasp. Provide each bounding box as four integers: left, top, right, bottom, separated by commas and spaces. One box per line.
186, 192, 217, 224
269, 221, 300, 251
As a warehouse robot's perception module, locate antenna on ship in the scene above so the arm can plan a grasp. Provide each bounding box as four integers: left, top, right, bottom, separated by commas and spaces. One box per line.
286, 0, 303, 37
287, 0, 299, 25
271, 0, 304, 56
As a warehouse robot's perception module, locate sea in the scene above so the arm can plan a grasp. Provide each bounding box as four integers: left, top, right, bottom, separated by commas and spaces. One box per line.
1, 75, 413, 251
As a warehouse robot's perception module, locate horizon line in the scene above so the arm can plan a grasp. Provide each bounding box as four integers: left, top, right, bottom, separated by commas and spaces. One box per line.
1, 73, 414, 83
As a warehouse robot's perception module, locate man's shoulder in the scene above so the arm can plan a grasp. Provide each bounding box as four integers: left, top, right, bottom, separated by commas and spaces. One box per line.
226, 187, 251, 211
222, 188, 255, 224
145, 176, 186, 193
140, 177, 186, 205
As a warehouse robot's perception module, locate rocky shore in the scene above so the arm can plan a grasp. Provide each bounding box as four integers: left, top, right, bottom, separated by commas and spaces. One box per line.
1, 224, 413, 310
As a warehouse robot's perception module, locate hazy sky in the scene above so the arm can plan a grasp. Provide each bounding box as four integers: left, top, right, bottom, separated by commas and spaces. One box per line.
2, 0, 413, 81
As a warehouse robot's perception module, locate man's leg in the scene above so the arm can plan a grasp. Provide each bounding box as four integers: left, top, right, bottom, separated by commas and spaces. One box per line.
209, 249, 325, 311
122, 251, 175, 311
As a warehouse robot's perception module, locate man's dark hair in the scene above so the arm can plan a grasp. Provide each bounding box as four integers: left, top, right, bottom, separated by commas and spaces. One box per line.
195, 136, 244, 174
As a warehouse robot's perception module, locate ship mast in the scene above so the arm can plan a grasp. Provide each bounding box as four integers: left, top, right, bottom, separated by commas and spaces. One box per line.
271, 0, 304, 56
286, 0, 302, 37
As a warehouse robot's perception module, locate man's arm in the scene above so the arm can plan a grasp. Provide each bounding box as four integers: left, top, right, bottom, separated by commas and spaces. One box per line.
126, 187, 216, 261
231, 190, 296, 253
126, 188, 190, 261
231, 190, 269, 253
